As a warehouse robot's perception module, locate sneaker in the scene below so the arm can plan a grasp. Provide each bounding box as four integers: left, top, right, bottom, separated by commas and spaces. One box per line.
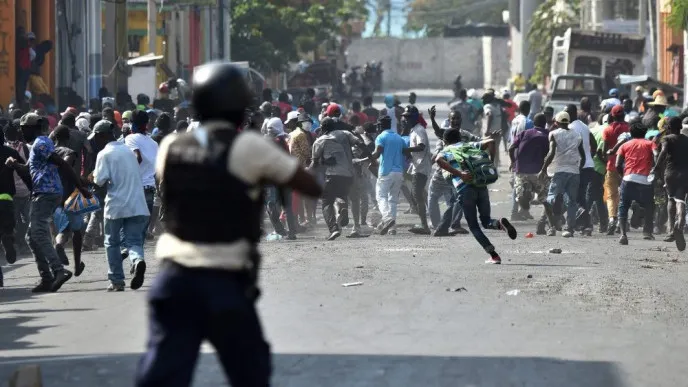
499, 218, 517, 240
286, 234, 297, 241
547, 228, 556, 237
562, 231, 574, 238
409, 226, 431, 235
327, 230, 342, 241
619, 235, 628, 245
107, 283, 125, 292
432, 229, 452, 237
450, 227, 470, 235
389, 229, 397, 235
55, 244, 69, 265
582, 229, 593, 237
379, 219, 396, 236
485, 255, 502, 264
4, 242, 16, 264
32, 280, 53, 293
346, 230, 363, 238
664, 234, 676, 243
51, 269, 73, 292
130, 260, 147, 290
75, 261, 86, 277
675, 228, 686, 252
642, 233, 655, 241
606, 220, 617, 236
520, 210, 534, 220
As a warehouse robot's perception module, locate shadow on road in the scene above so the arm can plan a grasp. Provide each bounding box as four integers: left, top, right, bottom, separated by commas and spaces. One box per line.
0, 352, 626, 386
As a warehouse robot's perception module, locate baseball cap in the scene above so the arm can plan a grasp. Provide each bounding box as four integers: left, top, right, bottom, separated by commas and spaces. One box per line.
297, 111, 311, 122
555, 111, 570, 124
325, 104, 341, 117
19, 112, 43, 126
87, 120, 114, 140
401, 105, 420, 117
61, 106, 78, 117
609, 88, 619, 97
284, 110, 299, 124
610, 104, 625, 117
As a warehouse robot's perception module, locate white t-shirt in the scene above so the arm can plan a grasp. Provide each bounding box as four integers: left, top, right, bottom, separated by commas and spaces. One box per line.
94, 142, 150, 219
155, 129, 300, 271
483, 103, 503, 134
548, 128, 582, 176
569, 120, 594, 169
125, 133, 159, 187
409, 124, 432, 176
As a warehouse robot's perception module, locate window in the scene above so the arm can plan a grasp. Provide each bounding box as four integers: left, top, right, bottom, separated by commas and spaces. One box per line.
573, 56, 602, 75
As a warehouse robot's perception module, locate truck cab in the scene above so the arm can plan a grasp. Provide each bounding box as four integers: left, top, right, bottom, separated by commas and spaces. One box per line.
551, 28, 645, 88
548, 74, 606, 114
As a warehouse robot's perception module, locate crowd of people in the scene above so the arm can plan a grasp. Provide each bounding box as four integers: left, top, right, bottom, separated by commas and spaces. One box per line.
0, 98, 188, 290
2, 77, 687, 291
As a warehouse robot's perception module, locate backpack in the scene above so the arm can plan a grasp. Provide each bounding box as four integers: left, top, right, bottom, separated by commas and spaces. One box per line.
444, 144, 499, 187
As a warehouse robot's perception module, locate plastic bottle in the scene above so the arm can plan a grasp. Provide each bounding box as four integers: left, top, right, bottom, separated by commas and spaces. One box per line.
266, 232, 283, 242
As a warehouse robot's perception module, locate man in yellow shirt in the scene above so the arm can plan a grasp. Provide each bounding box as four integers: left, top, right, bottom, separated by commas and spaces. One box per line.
512, 73, 526, 93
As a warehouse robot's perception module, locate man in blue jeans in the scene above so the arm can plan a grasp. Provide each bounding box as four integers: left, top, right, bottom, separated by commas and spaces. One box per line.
435, 129, 517, 264
538, 111, 586, 238
92, 120, 150, 291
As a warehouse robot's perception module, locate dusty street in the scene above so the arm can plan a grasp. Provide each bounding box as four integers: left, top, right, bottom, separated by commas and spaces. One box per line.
1, 92, 688, 386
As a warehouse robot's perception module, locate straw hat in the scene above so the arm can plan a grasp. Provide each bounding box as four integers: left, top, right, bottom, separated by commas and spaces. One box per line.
649, 95, 668, 106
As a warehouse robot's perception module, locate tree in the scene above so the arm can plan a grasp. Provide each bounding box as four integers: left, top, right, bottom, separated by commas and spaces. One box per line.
527, 0, 579, 82
667, 0, 688, 30
405, 0, 508, 37
230, 0, 368, 72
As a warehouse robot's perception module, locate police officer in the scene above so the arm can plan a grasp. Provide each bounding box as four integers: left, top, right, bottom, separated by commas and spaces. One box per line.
136, 62, 322, 387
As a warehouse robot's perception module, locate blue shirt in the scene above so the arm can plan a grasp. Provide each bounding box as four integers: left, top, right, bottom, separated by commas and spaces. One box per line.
441, 141, 482, 191
29, 136, 63, 195
375, 129, 407, 176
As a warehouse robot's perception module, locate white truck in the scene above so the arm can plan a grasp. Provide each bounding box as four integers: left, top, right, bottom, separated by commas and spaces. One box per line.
550, 28, 645, 89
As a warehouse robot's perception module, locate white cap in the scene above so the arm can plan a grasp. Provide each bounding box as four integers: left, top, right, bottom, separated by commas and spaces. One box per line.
284, 111, 299, 124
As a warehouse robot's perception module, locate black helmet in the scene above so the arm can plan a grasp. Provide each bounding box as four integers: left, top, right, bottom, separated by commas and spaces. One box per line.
192, 62, 253, 124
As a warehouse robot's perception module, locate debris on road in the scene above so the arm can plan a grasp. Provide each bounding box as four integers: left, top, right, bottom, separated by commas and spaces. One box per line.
506, 289, 520, 296
355, 265, 364, 269
549, 248, 562, 254
446, 287, 467, 292
342, 282, 363, 287
527, 274, 533, 279
265, 233, 283, 241
650, 246, 668, 252
640, 265, 655, 269
525, 232, 534, 238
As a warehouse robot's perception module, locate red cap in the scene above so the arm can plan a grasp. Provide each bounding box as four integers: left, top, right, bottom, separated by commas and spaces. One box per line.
610, 105, 624, 117
325, 103, 341, 117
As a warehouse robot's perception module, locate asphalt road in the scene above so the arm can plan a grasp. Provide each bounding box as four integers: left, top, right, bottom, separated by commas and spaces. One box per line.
1, 91, 688, 386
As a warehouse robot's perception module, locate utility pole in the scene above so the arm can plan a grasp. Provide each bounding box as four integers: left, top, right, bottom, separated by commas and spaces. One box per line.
386, 0, 391, 37
148, 0, 157, 54
218, 0, 225, 60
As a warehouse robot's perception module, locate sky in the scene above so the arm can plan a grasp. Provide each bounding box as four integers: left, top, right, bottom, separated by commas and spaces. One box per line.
362, 1, 408, 37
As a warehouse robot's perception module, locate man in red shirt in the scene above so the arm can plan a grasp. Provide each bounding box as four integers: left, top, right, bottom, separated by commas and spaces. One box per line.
602, 105, 629, 234
616, 121, 655, 245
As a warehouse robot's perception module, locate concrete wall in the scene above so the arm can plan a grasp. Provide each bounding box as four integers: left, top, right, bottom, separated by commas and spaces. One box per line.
346, 37, 509, 90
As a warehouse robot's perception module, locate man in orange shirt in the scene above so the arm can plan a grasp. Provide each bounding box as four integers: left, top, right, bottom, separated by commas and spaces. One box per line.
616, 121, 655, 245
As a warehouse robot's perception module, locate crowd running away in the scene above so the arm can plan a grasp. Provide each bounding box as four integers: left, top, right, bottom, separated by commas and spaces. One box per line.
1, 77, 688, 293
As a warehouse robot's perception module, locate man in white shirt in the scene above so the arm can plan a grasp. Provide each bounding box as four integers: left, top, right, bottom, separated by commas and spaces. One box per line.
91, 120, 150, 291
565, 104, 598, 236
403, 106, 433, 234
538, 112, 586, 238
125, 110, 159, 241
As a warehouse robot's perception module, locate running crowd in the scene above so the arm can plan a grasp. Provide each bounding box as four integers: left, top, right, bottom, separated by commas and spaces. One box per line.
1, 84, 687, 290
